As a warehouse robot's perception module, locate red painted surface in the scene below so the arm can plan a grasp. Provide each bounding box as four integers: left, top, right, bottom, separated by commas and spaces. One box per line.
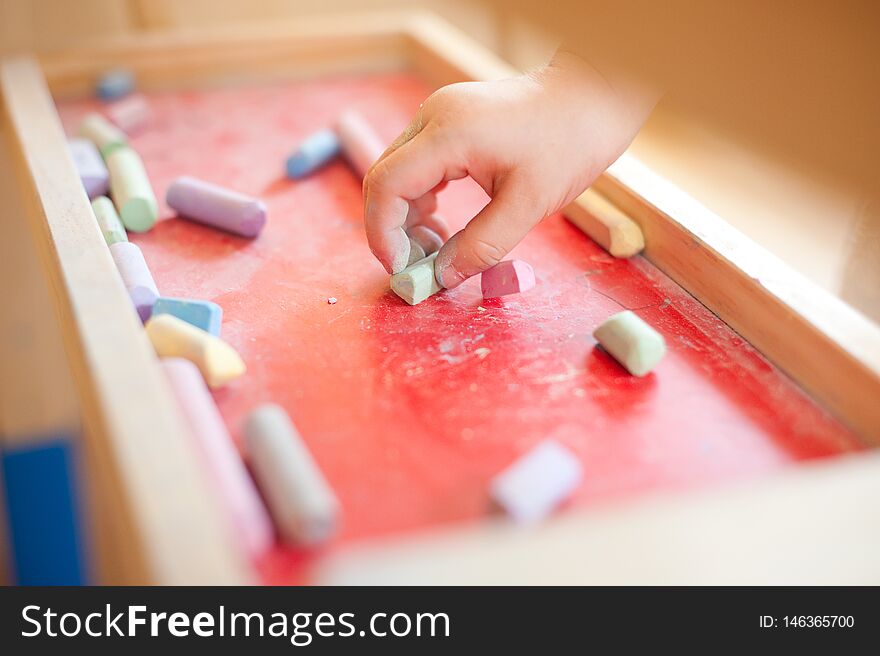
58, 73, 864, 584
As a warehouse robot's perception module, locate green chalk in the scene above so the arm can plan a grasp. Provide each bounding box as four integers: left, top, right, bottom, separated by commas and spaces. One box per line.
91, 196, 128, 245
106, 147, 157, 232
390, 252, 441, 306
593, 310, 666, 376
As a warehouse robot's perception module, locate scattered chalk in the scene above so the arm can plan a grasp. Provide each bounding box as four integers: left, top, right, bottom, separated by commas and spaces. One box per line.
145, 314, 245, 388
285, 128, 340, 179
327, 297, 337, 305
490, 440, 583, 524
390, 252, 441, 306
593, 310, 666, 376
104, 94, 150, 133
68, 138, 109, 199
481, 260, 536, 298
106, 147, 158, 232
96, 69, 134, 101
162, 358, 273, 557
243, 404, 340, 546
406, 237, 427, 266
109, 241, 158, 322
152, 297, 222, 336
407, 225, 443, 256
91, 196, 127, 246
166, 176, 267, 238
334, 110, 385, 179
77, 112, 127, 157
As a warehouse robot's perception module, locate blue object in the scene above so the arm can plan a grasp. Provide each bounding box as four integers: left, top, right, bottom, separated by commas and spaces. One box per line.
152, 297, 223, 335
1, 437, 89, 585
96, 69, 135, 101
285, 128, 341, 179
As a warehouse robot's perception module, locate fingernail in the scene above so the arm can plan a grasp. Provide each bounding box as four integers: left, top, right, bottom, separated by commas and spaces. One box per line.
434, 239, 466, 289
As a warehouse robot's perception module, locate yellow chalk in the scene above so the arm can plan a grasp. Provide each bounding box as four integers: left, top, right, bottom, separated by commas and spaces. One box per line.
145, 314, 245, 388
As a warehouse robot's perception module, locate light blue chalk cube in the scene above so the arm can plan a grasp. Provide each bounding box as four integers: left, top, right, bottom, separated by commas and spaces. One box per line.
285, 128, 341, 179
96, 69, 135, 101
152, 297, 222, 335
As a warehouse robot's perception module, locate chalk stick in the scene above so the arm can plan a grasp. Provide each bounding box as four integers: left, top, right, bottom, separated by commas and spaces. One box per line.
145, 314, 245, 388
105, 93, 150, 133
481, 260, 536, 298
406, 238, 427, 266
68, 138, 109, 199
166, 176, 267, 238
285, 128, 340, 179
77, 112, 127, 157
96, 69, 134, 101
162, 358, 273, 557
153, 297, 222, 336
390, 252, 442, 306
243, 404, 340, 546
334, 110, 385, 179
106, 147, 158, 232
407, 225, 444, 256
593, 310, 666, 377
91, 196, 127, 246
490, 440, 583, 525
109, 241, 158, 322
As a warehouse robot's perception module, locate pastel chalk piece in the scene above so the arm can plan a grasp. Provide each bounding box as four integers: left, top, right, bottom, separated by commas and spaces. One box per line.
152, 297, 223, 336
390, 252, 441, 306
593, 310, 666, 377
77, 112, 127, 157
285, 128, 340, 178
91, 195, 127, 245
407, 225, 443, 256
68, 137, 108, 199
334, 110, 385, 179
105, 93, 150, 133
490, 440, 583, 525
166, 176, 267, 238
406, 237, 427, 266
109, 241, 158, 322
96, 68, 134, 101
145, 314, 245, 388
162, 358, 273, 557
243, 403, 340, 546
481, 260, 536, 298
106, 146, 158, 232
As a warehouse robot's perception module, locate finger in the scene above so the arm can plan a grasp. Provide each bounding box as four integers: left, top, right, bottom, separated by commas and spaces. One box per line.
408, 212, 451, 242
406, 224, 444, 256
433, 182, 541, 289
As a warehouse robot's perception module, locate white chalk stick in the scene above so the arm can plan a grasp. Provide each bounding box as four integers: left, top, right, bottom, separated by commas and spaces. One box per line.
243, 404, 340, 546
593, 310, 666, 376
77, 112, 127, 157
490, 440, 583, 524
334, 110, 385, 179
390, 252, 441, 306
106, 146, 158, 232
109, 241, 157, 322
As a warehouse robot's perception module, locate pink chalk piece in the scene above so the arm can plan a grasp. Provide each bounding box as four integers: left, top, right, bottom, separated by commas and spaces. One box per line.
109, 241, 159, 321
161, 358, 274, 558
166, 176, 267, 238
481, 260, 536, 299
104, 94, 150, 133
334, 110, 386, 179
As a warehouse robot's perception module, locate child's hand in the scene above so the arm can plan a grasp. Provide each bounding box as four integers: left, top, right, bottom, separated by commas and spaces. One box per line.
363, 51, 657, 288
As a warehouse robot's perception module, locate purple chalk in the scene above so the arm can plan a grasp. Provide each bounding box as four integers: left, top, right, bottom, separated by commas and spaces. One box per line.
68, 138, 109, 199
166, 176, 267, 238
109, 242, 159, 322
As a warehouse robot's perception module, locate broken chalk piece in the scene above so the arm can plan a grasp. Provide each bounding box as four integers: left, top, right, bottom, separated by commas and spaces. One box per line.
106, 147, 158, 232
109, 241, 158, 322
166, 176, 267, 238
145, 314, 245, 388
481, 260, 536, 299
104, 93, 150, 133
407, 225, 443, 256
96, 69, 134, 101
162, 358, 273, 558
68, 138, 108, 199
334, 110, 385, 179
593, 310, 666, 377
406, 237, 427, 266
91, 196, 127, 246
152, 297, 222, 336
390, 252, 441, 306
285, 128, 340, 179
490, 440, 583, 525
327, 297, 337, 305
243, 404, 340, 546
77, 112, 127, 157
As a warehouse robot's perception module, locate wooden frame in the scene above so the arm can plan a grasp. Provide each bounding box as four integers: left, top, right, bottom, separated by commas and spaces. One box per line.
1, 9, 878, 584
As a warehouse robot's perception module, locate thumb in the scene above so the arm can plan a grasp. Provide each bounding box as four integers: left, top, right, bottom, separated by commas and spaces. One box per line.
433, 181, 542, 289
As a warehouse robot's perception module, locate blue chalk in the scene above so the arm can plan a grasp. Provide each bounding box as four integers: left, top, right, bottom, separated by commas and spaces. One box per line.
1, 437, 89, 585
96, 69, 135, 101
285, 128, 341, 179
152, 297, 223, 335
